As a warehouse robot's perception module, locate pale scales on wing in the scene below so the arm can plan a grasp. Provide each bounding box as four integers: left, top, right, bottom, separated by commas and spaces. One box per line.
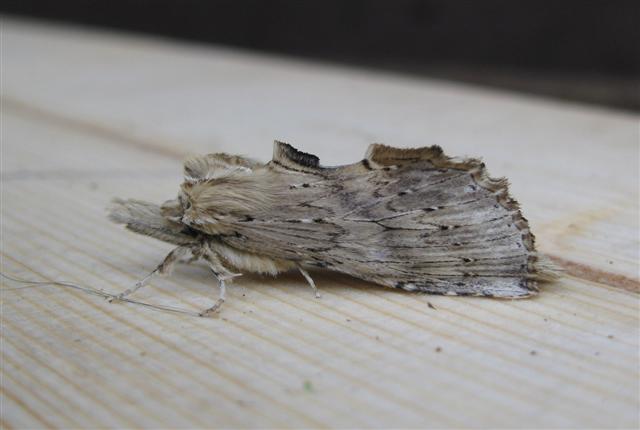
109, 141, 558, 315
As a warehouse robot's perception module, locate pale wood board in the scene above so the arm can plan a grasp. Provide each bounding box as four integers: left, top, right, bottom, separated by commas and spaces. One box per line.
1, 17, 639, 429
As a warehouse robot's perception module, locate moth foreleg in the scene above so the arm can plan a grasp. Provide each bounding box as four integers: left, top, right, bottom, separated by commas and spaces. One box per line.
199, 249, 242, 317
299, 267, 321, 299
110, 245, 190, 302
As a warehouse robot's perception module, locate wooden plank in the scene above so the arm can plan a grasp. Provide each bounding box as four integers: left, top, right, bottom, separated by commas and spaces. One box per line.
1, 17, 638, 428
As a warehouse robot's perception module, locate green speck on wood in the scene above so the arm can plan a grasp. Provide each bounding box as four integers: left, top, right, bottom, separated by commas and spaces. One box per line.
303, 380, 313, 393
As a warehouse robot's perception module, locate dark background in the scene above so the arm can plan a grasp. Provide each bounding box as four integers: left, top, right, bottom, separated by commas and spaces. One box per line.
3, 0, 639, 111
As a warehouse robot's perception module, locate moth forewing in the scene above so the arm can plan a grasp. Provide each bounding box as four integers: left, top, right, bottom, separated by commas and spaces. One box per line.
109, 140, 558, 315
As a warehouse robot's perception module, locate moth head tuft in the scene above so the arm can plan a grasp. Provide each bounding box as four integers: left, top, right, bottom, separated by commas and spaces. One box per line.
183, 153, 259, 184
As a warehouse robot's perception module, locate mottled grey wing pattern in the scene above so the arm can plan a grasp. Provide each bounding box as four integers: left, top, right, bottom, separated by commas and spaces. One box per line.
220, 142, 552, 298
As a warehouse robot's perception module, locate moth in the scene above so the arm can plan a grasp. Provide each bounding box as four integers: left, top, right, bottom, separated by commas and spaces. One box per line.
109, 141, 556, 316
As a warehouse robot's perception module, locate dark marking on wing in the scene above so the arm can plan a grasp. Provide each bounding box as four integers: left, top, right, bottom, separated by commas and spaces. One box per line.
275, 141, 319, 168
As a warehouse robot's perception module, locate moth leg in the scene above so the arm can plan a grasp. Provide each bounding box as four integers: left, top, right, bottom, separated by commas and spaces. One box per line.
110, 245, 190, 302
299, 267, 321, 299
198, 270, 227, 317
181, 247, 205, 265
199, 249, 241, 317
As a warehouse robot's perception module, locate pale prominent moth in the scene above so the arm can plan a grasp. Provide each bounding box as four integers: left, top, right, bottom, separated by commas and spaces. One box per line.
109, 141, 556, 316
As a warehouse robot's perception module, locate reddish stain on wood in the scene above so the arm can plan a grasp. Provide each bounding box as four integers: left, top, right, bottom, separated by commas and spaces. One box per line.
549, 255, 640, 293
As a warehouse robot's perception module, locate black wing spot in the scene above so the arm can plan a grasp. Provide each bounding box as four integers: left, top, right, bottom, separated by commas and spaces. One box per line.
439, 225, 462, 230
279, 142, 320, 168
312, 261, 330, 268
440, 225, 462, 230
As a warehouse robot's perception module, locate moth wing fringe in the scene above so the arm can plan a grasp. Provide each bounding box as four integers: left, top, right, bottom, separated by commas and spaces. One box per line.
530, 254, 563, 282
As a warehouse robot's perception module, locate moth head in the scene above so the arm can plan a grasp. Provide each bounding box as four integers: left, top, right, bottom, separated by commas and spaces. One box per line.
160, 191, 188, 223
161, 153, 277, 234
159, 188, 204, 225
175, 181, 235, 235
159, 154, 256, 226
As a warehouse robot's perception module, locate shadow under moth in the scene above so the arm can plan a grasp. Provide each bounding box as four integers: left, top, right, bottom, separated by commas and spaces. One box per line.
109, 141, 556, 316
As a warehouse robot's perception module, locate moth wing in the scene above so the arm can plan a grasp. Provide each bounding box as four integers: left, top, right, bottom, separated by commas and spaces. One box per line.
214, 142, 556, 297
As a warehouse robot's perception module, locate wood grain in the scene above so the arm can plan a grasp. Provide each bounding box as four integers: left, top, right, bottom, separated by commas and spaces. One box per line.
1, 17, 638, 429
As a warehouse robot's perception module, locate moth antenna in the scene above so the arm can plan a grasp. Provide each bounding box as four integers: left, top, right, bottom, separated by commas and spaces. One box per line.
0, 272, 201, 317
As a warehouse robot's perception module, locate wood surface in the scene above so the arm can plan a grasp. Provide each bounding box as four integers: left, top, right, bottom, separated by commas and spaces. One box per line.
1, 17, 639, 429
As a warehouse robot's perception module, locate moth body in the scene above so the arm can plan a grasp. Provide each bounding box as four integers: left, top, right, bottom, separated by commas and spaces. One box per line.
207, 238, 296, 276
109, 141, 557, 314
